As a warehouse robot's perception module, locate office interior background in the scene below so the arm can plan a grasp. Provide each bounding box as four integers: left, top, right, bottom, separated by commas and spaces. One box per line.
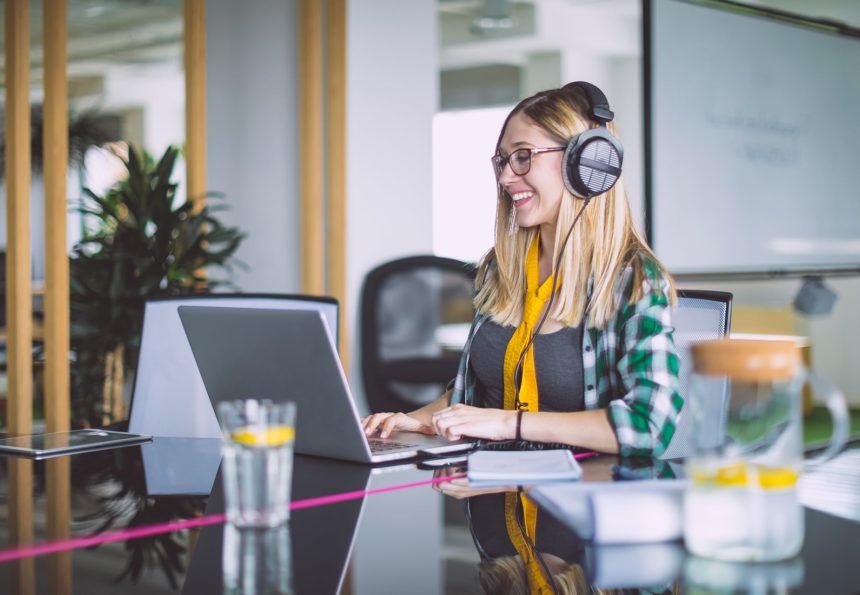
1, 0, 859, 425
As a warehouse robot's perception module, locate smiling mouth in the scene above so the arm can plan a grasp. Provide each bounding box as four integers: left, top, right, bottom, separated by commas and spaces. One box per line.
511, 191, 534, 207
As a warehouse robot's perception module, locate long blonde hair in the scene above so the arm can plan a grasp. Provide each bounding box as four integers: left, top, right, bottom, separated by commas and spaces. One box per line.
474, 84, 675, 330
478, 555, 614, 595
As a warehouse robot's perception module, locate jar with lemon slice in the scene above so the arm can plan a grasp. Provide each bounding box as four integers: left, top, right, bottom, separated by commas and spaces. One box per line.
683, 339, 848, 561
217, 399, 297, 528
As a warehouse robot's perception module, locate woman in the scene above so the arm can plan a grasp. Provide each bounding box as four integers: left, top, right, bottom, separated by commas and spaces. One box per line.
362, 82, 681, 459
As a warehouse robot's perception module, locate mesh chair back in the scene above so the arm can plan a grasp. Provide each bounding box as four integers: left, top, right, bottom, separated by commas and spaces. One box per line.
128, 294, 338, 438
659, 289, 733, 460
361, 256, 476, 413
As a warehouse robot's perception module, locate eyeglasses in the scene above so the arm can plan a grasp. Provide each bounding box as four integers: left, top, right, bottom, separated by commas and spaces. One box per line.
491, 146, 565, 179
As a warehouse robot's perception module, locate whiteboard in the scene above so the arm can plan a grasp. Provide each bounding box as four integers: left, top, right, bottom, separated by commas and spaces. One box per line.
647, 0, 860, 274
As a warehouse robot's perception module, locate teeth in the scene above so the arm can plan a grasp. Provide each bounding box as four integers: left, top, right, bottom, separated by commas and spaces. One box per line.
512, 191, 533, 202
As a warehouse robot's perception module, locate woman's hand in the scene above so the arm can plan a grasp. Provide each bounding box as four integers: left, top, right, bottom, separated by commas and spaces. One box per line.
361, 412, 435, 438
431, 404, 516, 441
432, 467, 516, 500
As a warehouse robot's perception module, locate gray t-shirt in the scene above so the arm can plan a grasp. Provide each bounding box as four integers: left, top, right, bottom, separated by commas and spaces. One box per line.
469, 319, 585, 412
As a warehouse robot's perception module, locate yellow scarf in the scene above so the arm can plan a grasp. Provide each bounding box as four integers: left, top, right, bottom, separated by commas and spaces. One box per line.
502, 233, 555, 594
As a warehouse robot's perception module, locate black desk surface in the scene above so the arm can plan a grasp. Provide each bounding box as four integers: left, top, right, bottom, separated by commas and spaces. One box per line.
1, 437, 859, 594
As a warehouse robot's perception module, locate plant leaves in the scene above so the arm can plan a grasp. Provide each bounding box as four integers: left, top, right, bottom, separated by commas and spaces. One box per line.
71, 142, 246, 427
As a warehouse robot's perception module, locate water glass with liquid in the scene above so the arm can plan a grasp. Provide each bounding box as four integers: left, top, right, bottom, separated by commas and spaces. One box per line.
217, 399, 297, 528
684, 339, 848, 561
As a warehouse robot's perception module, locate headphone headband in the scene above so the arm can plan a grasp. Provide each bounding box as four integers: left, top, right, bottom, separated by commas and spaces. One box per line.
564, 81, 615, 124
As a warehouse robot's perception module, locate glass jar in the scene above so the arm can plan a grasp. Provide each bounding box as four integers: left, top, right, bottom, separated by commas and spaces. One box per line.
683, 339, 848, 561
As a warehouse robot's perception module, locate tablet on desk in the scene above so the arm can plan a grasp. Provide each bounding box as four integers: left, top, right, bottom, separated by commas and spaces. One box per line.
0, 429, 152, 459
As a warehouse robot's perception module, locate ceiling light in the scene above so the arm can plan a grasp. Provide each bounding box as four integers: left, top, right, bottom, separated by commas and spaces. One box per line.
471, 0, 517, 33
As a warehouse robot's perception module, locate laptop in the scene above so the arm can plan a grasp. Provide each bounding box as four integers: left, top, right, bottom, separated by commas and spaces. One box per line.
177, 306, 474, 463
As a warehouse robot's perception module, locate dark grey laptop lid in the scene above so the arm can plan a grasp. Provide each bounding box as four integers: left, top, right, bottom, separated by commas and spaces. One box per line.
177, 306, 373, 463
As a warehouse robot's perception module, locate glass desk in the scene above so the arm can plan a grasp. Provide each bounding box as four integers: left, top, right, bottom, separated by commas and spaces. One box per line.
1, 436, 859, 594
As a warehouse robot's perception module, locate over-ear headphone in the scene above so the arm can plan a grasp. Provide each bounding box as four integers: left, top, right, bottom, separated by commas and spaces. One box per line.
561, 81, 624, 199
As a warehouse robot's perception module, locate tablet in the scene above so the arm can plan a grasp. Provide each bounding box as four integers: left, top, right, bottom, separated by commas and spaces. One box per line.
0, 429, 152, 459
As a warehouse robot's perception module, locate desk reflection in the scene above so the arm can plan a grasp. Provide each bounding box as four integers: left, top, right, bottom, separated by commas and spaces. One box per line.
1, 440, 859, 594
0, 439, 210, 593
465, 490, 683, 594
222, 524, 292, 595
183, 456, 370, 595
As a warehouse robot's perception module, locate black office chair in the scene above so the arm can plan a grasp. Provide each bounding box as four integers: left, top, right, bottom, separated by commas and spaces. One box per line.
360, 256, 477, 413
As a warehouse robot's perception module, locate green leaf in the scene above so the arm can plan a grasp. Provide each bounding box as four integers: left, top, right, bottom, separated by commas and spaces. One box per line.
70, 142, 246, 427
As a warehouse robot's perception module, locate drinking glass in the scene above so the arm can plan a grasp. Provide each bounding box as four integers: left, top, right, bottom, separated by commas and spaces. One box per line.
217, 399, 297, 528
684, 339, 848, 561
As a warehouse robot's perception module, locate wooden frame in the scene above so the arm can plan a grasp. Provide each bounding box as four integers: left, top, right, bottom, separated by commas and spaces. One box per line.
184, 0, 207, 210
44, 0, 70, 436
4, 0, 33, 437
327, 0, 348, 368
3, 4, 36, 588
43, 1, 73, 591
4, 2, 34, 572
299, 0, 325, 295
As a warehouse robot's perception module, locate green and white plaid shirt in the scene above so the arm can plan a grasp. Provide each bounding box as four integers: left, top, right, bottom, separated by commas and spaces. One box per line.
449, 258, 682, 458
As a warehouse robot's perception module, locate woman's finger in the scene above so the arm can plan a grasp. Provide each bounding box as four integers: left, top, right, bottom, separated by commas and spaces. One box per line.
430, 410, 446, 436
379, 414, 399, 438
363, 413, 391, 435
380, 412, 412, 437
435, 414, 470, 440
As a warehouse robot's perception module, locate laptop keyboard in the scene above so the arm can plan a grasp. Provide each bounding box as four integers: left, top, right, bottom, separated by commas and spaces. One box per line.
368, 438, 419, 453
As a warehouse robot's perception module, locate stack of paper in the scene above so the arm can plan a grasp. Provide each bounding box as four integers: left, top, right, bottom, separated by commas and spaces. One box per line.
529, 480, 686, 543
467, 449, 582, 486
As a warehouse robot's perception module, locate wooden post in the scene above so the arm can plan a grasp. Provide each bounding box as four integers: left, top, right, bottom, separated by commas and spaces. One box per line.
43, 0, 73, 591
4, 0, 33, 437
4, 1, 35, 589
44, 0, 71, 437
327, 0, 349, 369
299, 0, 325, 295
183, 0, 207, 210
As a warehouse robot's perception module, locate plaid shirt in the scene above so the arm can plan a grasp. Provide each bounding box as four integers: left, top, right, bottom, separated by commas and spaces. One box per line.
449, 258, 682, 458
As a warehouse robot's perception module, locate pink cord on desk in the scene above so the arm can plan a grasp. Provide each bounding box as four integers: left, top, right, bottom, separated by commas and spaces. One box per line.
0, 452, 602, 563
0, 472, 466, 563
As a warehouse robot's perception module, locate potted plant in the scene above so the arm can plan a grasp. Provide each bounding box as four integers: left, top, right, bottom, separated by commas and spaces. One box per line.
70, 144, 246, 426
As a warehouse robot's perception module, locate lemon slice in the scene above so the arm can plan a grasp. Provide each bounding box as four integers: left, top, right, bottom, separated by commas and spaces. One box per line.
231, 425, 295, 447
701, 462, 799, 489
715, 462, 749, 487
756, 466, 798, 489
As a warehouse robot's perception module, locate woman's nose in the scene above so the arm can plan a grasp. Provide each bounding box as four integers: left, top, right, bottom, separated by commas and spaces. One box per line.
498, 161, 519, 185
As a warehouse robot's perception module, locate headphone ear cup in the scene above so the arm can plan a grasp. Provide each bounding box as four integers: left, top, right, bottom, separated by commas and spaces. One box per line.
563, 128, 624, 198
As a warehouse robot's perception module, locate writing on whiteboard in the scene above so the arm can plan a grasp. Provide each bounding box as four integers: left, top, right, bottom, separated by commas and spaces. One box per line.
706, 109, 801, 137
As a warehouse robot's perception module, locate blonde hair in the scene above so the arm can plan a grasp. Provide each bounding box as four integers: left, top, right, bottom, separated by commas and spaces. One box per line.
478, 555, 608, 595
474, 84, 675, 329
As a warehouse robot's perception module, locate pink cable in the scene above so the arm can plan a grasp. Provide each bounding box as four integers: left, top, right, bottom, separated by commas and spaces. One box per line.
0, 451, 600, 563
0, 472, 466, 564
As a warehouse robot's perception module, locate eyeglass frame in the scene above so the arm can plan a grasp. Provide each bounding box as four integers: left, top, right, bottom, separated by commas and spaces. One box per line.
491, 146, 566, 179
